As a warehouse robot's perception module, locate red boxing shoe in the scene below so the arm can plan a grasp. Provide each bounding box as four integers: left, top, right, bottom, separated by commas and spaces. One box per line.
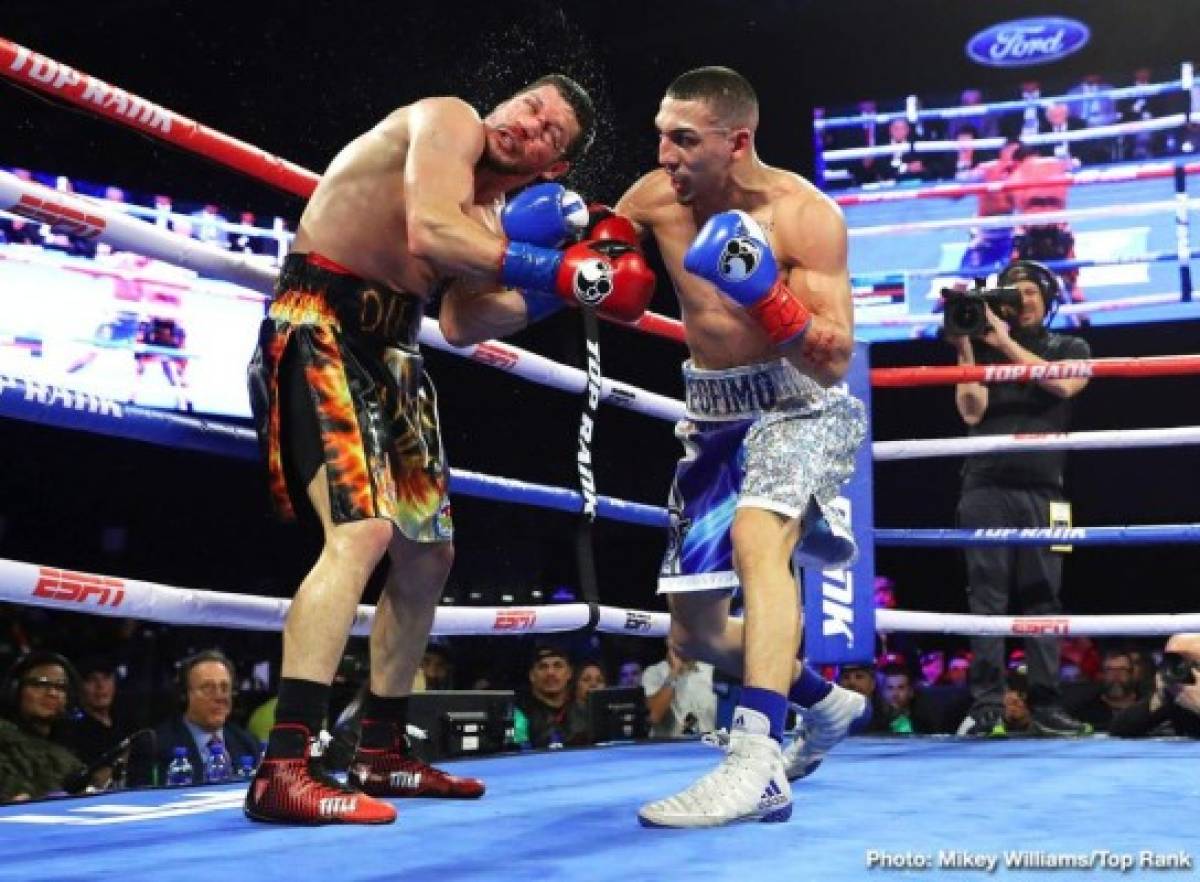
350, 720, 486, 799
245, 724, 396, 825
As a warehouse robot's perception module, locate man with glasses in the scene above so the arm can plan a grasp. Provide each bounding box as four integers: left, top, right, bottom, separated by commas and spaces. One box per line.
0, 651, 84, 802
129, 649, 259, 787
607, 66, 869, 827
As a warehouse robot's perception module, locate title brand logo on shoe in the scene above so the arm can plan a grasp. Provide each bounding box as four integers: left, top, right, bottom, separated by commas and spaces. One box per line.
966, 18, 1090, 68
388, 770, 422, 790
318, 796, 357, 817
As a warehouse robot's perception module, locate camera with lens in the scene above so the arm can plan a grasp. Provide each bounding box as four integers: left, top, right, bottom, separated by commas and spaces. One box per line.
941, 285, 1022, 338
1160, 652, 1198, 689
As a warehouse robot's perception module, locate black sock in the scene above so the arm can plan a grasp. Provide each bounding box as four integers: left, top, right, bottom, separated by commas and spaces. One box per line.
360, 692, 409, 749
274, 677, 331, 738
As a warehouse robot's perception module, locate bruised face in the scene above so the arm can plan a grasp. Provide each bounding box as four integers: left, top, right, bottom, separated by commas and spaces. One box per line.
483, 84, 580, 178
655, 96, 743, 205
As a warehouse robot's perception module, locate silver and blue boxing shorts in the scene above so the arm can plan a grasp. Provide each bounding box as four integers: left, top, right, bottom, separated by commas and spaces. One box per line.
658, 358, 866, 593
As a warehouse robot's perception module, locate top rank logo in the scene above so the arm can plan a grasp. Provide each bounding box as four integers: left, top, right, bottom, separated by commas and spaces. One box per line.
32, 567, 126, 608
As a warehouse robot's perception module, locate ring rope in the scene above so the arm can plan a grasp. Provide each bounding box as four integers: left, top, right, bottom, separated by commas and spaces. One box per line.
849, 198, 1200, 238
818, 77, 1188, 130
876, 525, 1200, 547
878, 609, 1200, 638
835, 160, 1200, 207
826, 114, 1194, 163
5, 553, 1196, 641
861, 247, 1200, 283
0, 39, 687, 345
874, 426, 1200, 461
870, 354, 1200, 387
0, 556, 672, 638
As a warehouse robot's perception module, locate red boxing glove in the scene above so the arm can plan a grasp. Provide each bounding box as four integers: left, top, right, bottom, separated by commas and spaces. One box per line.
554, 238, 655, 322
582, 204, 640, 247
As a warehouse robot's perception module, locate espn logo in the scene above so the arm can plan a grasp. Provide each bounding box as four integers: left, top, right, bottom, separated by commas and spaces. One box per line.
32, 567, 126, 607
624, 611, 653, 632
471, 342, 519, 371
493, 609, 537, 631
14, 193, 105, 239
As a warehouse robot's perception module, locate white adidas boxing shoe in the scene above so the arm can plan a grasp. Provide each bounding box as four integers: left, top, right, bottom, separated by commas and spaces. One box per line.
782, 685, 870, 781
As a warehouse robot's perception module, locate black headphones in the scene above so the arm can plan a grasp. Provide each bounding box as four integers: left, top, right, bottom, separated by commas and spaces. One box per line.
175, 649, 237, 709
1, 650, 80, 718
998, 259, 1062, 323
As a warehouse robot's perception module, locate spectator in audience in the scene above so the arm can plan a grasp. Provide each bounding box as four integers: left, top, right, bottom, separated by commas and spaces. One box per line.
642, 642, 716, 738
420, 643, 455, 690
129, 649, 259, 785
189, 203, 230, 248
835, 661, 891, 733
566, 659, 609, 746
1118, 67, 1163, 160
1040, 101, 1091, 166
616, 659, 645, 689
847, 99, 883, 185
878, 117, 926, 182
1070, 647, 1140, 732
1110, 634, 1200, 738
152, 194, 174, 230
1015, 80, 1044, 139
949, 88, 999, 140
920, 649, 946, 687
1001, 671, 1034, 735
1068, 73, 1118, 129
1129, 646, 1158, 700
514, 645, 583, 749
62, 655, 135, 781
945, 652, 971, 689
873, 576, 915, 661
0, 651, 85, 802
879, 663, 915, 734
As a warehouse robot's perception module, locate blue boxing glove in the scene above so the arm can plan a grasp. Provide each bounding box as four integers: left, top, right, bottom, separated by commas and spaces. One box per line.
684, 209, 812, 346
500, 182, 589, 247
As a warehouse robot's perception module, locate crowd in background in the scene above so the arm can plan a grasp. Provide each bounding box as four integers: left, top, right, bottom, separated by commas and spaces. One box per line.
817, 65, 1200, 189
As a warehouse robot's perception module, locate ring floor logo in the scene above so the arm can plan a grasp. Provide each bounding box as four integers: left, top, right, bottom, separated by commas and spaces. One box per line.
966, 17, 1090, 68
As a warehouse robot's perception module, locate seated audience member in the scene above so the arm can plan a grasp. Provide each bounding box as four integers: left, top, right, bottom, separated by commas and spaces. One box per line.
567, 660, 609, 746
514, 645, 584, 749
0, 651, 85, 802
1068, 647, 1140, 732
1110, 635, 1200, 739
62, 655, 136, 784
878, 662, 916, 734
836, 661, 891, 734
945, 652, 971, 688
616, 659, 645, 689
421, 643, 455, 690
920, 649, 946, 687
1001, 671, 1034, 735
129, 649, 259, 785
642, 642, 716, 738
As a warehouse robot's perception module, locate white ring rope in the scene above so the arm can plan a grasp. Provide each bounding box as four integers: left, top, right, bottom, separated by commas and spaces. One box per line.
5, 555, 1193, 642
849, 198, 1200, 239
0, 557, 672, 638
874, 426, 1200, 462
878, 609, 1200, 638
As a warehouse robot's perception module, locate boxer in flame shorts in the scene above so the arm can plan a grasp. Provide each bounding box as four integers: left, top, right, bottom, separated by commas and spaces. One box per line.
659, 357, 866, 593
249, 252, 452, 542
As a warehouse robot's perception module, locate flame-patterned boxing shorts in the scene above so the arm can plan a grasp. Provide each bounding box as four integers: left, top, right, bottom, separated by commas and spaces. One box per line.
247, 253, 452, 543
658, 358, 865, 593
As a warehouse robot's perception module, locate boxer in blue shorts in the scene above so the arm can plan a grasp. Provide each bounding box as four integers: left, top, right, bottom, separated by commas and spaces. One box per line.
610, 67, 871, 828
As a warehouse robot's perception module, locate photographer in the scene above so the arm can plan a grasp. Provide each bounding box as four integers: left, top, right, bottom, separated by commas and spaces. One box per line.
1110, 635, 1200, 738
946, 261, 1093, 737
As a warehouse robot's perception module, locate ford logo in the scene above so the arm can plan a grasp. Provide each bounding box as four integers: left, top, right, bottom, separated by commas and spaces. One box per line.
966, 17, 1090, 68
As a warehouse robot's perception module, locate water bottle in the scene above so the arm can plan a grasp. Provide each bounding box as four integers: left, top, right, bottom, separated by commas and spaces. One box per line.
165, 747, 194, 786
236, 755, 257, 779
204, 744, 232, 783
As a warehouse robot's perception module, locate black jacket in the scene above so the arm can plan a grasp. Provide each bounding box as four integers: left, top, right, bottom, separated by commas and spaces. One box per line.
128, 715, 260, 786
